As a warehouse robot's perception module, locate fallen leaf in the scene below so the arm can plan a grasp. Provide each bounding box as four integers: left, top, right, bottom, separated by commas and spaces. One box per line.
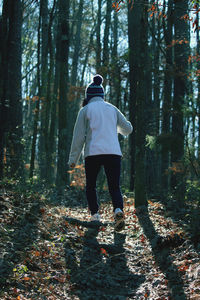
34, 251, 40, 257
22, 276, 31, 281
178, 264, 189, 272
99, 227, 106, 232
140, 234, 146, 243
54, 275, 66, 283
100, 248, 108, 256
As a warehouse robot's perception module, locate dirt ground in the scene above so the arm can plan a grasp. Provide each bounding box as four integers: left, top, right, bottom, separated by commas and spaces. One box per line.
0, 187, 200, 299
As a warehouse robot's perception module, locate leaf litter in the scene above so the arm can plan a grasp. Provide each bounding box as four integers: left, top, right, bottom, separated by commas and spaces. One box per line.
0, 184, 199, 299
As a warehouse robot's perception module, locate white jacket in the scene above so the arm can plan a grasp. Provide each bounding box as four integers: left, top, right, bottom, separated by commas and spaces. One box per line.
68, 97, 133, 165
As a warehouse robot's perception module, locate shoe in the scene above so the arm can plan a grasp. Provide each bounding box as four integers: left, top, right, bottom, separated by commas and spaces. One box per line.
91, 213, 101, 222
114, 208, 125, 232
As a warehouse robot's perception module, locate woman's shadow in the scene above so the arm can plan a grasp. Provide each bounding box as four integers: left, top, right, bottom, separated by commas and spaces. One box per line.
136, 206, 187, 300
64, 218, 145, 299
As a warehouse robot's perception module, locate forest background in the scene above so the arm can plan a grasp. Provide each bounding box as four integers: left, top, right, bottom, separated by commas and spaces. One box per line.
0, 0, 200, 208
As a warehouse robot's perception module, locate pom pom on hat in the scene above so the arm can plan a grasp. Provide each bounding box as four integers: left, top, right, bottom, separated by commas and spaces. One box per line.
86, 74, 104, 102
93, 74, 103, 85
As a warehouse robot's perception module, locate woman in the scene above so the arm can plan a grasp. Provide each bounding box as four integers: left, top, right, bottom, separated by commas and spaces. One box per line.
68, 74, 133, 231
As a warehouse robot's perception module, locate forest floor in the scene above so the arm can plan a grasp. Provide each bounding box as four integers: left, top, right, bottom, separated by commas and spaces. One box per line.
0, 182, 200, 300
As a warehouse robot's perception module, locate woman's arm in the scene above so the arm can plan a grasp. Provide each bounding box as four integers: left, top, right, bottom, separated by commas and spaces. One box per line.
68, 108, 86, 166
116, 108, 133, 136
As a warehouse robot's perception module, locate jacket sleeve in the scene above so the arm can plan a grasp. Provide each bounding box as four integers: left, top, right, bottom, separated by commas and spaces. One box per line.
68, 108, 86, 165
116, 108, 133, 136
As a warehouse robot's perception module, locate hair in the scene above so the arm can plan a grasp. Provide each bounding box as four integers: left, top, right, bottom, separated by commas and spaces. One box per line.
82, 98, 88, 107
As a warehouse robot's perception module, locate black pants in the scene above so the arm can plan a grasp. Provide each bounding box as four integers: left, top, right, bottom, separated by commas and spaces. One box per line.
85, 154, 123, 215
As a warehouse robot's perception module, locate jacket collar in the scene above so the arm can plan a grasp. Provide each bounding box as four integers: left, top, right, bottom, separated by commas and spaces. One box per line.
88, 96, 104, 104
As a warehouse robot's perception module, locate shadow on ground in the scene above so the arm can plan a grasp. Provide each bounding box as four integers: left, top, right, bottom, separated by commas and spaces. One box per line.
160, 197, 200, 251
0, 200, 41, 291
136, 206, 187, 300
48, 186, 111, 210
64, 217, 145, 300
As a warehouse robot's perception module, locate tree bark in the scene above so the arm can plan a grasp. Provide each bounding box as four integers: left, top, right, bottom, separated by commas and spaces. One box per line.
102, 0, 112, 80
171, 0, 189, 200
7, 0, 23, 177
111, 10, 121, 107
128, 1, 139, 191
56, 0, 70, 187
66, 0, 84, 178
47, 21, 60, 184
81, 24, 96, 85
29, 7, 42, 179
135, 1, 148, 207
197, 10, 200, 161
161, 0, 173, 192
96, 0, 102, 73
70, 0, 83, 86
45, 0, 56, 184
128, 0, 147, 206
38, 0, 49, 180
0, 1, 10, 178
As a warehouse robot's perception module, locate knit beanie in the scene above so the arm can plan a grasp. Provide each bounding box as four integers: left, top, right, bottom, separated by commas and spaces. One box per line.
85, 74, 104, 102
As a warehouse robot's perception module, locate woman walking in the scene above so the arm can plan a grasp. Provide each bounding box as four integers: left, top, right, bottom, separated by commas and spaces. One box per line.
68, 75, 133, 231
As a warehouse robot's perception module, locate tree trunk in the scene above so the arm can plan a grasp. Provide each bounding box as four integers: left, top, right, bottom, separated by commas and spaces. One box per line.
102, 0, 112, 80
47, 29, 60, 184
111, 10, 121, 107
152, 12, 161, 195
171, 0, 189, 200
66, 0, 84, 179
135, 1, 148, 207
153, 16, 161, 136
56, 0, 70, 187
7, 0, 23, 177
45, 0, 56, 184
70, 0, 83, 86
197, 11, 200, 161
81, 24, 96, 85
144, 8, 154, 197
128, 0, 147, 206
96, 0, 102, 73
128, 0, 139, 191
38, 0, 49, 180
29, 8, 42, 179
161, 0, 173, 193
0, 15, 3, 178
0, 1, 10, 179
